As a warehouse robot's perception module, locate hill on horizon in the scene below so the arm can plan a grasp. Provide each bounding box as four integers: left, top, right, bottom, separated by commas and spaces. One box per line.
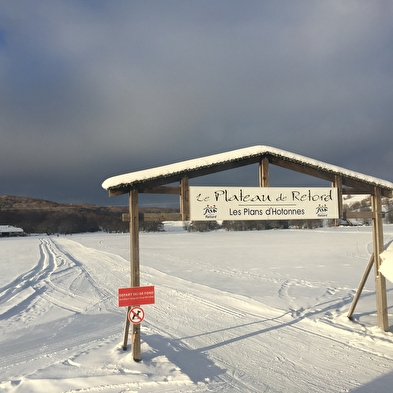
0, 195, 176, 234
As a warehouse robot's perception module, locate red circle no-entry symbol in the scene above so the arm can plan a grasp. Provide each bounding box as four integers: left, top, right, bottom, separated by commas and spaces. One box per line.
128, 307, 145, 324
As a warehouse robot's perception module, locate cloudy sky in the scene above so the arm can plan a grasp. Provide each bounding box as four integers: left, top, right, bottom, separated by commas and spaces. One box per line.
1, 1, 393, 206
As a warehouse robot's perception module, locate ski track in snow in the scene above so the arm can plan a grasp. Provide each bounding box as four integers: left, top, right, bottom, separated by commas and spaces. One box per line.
0, 238, 123, 374
1, 228, 393, 392
139, 267, 393, 392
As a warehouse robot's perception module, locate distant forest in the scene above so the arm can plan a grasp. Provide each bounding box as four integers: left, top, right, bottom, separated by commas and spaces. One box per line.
0, 195, 174, 234
1, 195, 392, 235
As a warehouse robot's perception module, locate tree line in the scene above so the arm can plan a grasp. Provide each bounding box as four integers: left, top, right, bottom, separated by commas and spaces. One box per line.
0, 195, 169, 234
1, 195, 392, 235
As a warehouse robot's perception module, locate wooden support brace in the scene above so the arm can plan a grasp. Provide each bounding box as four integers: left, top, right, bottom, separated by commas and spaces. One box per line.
122, 306, 131, 350
347, 253, 374, 319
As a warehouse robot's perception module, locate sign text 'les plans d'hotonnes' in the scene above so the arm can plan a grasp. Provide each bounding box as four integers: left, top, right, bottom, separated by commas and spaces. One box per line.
189, 187, 339, 221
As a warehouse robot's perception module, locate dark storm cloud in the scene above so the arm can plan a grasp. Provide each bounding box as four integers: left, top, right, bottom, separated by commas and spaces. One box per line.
1, 0, 393, 204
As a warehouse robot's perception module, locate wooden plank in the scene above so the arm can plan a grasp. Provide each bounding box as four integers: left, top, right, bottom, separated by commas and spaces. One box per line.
342, 188, 370, 195
259, 157, 270, 187
383, 189, 393, 198
123, 212, 182, 222
270, 156, 392, 196
109, 188, 128, 197
141, 213, 182, 221
270, 157, 335, 182
139, 186, 180, 194
341, 177, 374, 193
344, 211, 374, 219
372, 187, 389, 331
116, 158, 261, 191
345, 186, 392, 198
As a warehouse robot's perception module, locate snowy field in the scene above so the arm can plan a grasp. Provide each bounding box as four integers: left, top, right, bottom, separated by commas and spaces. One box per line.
2, 225, 393, 392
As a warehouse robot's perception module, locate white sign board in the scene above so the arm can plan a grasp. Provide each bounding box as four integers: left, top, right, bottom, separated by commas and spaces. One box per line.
189, 187, 339, 221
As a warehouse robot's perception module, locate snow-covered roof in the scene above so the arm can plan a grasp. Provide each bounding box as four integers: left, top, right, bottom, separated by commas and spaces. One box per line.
0, 225, 24, 233
102, 145, 393, 196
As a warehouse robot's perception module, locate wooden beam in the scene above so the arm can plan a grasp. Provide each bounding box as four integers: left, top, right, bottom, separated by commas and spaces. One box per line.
123, 212, 182, 222
372, 187, 389, 331
113, 157, 262, 191
140, 212, 182, 221
343, 211, 374, 220
139, 186, 180, 194
341, 178, 374, 194
109, 188, 128, 197
180, 177, 190, 221
382, 189, 393, 198
341, 180, 392, 198
268, 156, 392, 196
342, 188, 370, 195
269, 157, 335, 182
259, 157, 269, 187
106, 153, 393, 199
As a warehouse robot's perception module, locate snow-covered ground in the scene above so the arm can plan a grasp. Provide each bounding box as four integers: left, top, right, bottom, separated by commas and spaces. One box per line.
2, 225, 393, 392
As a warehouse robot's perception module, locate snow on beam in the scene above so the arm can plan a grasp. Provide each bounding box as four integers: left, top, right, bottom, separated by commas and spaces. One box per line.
102, 145, 393, 197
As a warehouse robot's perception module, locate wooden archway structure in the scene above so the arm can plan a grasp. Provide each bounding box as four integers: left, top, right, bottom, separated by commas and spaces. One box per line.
102, 145, 393, 361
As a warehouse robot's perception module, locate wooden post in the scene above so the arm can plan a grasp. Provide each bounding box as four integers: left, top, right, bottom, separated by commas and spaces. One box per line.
259, 157, 269, 187
332, 176, 343, 223
180, 176, 190, 221
121, 189, 141, 360
371, 187, 389, 331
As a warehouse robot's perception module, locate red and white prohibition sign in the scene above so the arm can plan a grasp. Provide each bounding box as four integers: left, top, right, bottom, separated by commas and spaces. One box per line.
128, 307, 145, 325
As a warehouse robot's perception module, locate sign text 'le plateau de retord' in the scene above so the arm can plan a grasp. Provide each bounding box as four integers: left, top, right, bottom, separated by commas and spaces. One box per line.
189, 187, 339, 221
